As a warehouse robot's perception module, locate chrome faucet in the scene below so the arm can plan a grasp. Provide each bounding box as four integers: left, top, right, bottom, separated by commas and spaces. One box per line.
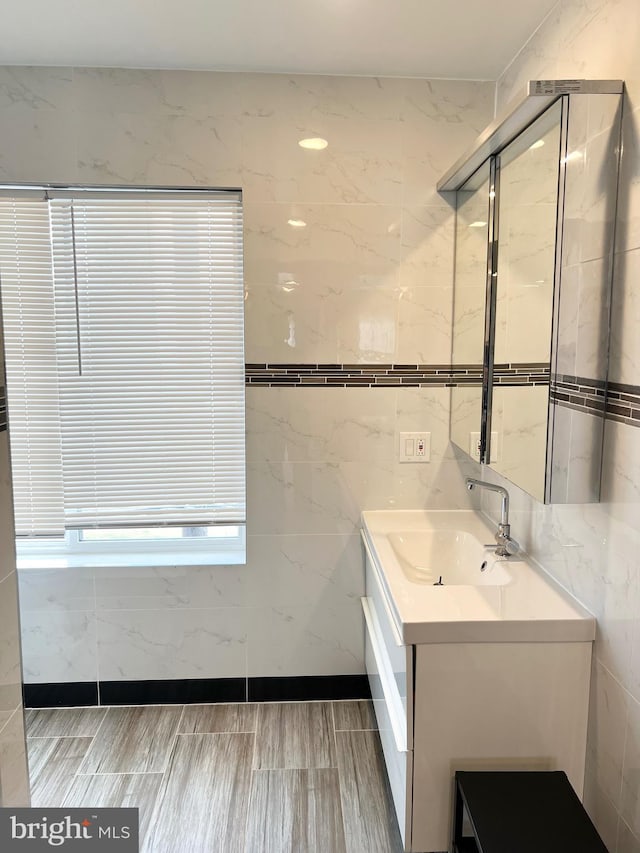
465, 477, 520, 557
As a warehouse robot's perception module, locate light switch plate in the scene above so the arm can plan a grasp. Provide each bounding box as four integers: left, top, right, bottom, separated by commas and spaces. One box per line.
399, 432, 431, 462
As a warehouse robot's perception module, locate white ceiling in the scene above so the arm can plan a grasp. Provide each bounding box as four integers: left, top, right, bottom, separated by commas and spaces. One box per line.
0, 0, 557, 79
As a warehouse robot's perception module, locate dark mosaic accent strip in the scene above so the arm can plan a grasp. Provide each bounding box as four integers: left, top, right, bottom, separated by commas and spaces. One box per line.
246, 363, 550, 388
605, 378, 640, 426
246, 363, 640, 427
550, 374, 607, 415
551, 374, 640, 428
493, 362, 551, 386
0, 385, 6, 432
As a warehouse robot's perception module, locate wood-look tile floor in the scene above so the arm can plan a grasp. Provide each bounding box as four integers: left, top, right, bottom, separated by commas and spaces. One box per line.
26, 701, 404, 853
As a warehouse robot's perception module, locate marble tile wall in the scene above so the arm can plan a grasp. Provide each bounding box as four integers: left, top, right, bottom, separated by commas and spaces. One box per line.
476, 2, 640, 850
0, 67, 493, 686
0, 321, 30, 803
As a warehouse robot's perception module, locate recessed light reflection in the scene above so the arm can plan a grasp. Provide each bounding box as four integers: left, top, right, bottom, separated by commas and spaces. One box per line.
287, 219, 307, 228
278, 272, 300, 293
562, 150, 584, 164
469, 221, 488, 228
298, 137, 328, 150
529, 139, 545, 150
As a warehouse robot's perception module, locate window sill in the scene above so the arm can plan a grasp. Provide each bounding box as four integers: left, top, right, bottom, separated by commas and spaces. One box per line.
16, 548, 246, 570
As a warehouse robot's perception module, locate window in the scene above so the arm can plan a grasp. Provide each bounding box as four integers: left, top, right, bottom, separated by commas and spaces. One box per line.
0, 187, 245, 567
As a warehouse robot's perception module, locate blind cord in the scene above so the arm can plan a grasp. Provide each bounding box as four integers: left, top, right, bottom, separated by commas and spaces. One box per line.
69, 202, 83, 376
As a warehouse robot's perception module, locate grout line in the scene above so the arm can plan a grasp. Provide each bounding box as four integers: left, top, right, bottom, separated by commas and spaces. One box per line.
174, 704, 186, 735
73, 770, 166, 777
129, 707, 185, 784
251, 765, 337, 772
72, 707, 110, 778
27, 734, 99, 740
156, 705, 186, 777
26, 698, 370, 713
132, 706, 186, 849
494, 0, 562, 97
174, 729, 257, 736
142, 714, 193, 850
335, 727, 378, 732
243, 726, 258, 849
57, 744, 96, 807
251, 703, 260, 771
331, 700, 338, 752
332, 713, 350, 849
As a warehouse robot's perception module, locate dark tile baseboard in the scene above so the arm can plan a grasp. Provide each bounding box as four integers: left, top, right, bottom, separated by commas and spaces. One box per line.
23, 675, 371, 708
100, 678, 246, 706
248, 675, 371, 703
24, 682, 99, 708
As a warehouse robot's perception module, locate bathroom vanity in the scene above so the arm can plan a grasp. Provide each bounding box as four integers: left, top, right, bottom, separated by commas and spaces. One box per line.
361, 510, 595, 853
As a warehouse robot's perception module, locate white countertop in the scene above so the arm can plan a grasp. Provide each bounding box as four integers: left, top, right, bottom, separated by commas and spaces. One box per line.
361, 510, 596, 645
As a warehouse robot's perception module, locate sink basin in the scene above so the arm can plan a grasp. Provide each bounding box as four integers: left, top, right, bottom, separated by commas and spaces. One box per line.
387, 529, 512, 586
361, 509, 595, 644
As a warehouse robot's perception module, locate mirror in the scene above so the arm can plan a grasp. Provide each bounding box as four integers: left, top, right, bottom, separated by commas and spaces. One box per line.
489, 101, 562, 501
450, 161, 491, 460
447, 82, 623, 504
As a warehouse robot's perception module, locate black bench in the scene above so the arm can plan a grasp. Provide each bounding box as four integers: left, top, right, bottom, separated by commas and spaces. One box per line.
452, 770, 609, 853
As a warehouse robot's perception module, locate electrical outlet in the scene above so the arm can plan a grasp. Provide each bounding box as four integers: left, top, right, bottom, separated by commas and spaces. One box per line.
470, 432, 482, 462
469, 431, 500, 463
399, 432, 431, 463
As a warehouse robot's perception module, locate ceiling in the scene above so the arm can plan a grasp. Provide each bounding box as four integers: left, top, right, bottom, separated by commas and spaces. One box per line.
0, 0, 557, 79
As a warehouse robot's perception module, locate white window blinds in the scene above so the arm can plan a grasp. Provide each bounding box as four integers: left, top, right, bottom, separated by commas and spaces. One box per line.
0, 189, 245, 537
0, 198, 65, 536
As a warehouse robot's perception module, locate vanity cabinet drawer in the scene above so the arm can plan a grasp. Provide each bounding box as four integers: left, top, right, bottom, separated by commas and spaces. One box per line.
363, 535, 413, 748
364, 605, 413, 849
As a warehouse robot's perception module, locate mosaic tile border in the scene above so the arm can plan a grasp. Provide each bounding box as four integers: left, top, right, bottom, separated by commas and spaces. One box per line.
607, 380, 640, 425
552, 374, 640, 427
550, 374, 607, 415
246, 364, 640, 428
245, 363, 550, 388
3, 371, 638, 435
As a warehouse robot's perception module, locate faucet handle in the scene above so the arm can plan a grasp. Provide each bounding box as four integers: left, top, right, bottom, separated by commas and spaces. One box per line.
502, 537, 520, 556
495, 532, 520, 556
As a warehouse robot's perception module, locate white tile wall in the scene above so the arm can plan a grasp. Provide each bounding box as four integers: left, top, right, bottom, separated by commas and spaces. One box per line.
0, 571, 23, 724
19, 610, 98, 684
0, 11, 636, 836
96, 608, 248, 682
480, 4, 640, 846
0, 708, 29, 806
0, 338, 29, 800
0, 67, 493, 686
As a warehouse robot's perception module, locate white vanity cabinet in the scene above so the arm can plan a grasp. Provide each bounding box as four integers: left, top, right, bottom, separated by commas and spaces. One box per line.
362, 553, 414, 846
362, 534, 593, 853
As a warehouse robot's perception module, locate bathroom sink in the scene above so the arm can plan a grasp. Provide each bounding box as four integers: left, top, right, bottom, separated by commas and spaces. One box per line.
387, 529, 512, 586
361, 509, 595, 644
